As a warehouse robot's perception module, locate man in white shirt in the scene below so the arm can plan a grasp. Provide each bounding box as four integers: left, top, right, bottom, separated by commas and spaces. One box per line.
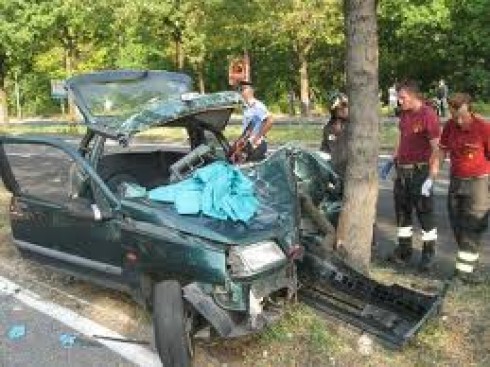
239, 81, 274, 161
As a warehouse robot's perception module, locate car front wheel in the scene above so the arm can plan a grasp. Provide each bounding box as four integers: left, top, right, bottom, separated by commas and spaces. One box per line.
153, 280, 193, 367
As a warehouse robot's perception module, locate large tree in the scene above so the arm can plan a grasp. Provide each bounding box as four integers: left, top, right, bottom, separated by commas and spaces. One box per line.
263, 0, 343, 116
0, 0, 38, 123
247, 0, 343, 116
335, 0, 379, 271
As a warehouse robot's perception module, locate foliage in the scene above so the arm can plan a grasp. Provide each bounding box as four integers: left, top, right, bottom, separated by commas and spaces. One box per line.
378, 0, 490, 100
1, 0, 490, 118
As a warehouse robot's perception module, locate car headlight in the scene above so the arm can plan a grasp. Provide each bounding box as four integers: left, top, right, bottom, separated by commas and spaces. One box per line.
227, 241, 287, 278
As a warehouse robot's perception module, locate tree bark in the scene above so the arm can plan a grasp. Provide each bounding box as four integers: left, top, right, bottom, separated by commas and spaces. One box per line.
197, 61, 205, 93
336, 0, 379, 272
0, 88, 9, 124
175, 37, 184, 70
298, 49, 310, 116
0, 55, 8, 124
64, 44, 78, 122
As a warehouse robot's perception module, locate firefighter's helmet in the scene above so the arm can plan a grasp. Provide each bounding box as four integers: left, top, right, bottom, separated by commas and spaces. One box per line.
328, 92, 348, 112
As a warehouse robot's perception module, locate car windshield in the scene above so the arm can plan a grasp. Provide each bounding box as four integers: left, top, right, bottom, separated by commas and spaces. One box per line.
75, 72, 191, 121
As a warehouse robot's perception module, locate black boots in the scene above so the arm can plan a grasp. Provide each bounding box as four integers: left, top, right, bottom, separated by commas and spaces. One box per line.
418, 241, 436, 271
392, 239, 436, 271
392, 237, 413, 265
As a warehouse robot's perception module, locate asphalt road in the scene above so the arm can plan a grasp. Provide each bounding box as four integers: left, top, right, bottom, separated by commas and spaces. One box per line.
0, 138, 488, 367
0, 284, 135, 367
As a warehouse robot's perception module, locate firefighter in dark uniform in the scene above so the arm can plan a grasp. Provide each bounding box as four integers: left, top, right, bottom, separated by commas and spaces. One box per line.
320, 92, 349, 177
390, 80, 441, 270
439, 93, 490, 283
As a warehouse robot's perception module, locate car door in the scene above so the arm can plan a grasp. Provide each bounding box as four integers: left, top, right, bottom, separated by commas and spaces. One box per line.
0, 135, 124, 281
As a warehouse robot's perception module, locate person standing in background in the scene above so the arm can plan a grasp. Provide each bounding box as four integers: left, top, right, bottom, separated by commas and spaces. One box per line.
439, 93, 490, 283
388, 83, 398, 117
320, 92, 349, 177
436, 79, 449, 117
389, 79, 441, 271
238, 80, 274, 162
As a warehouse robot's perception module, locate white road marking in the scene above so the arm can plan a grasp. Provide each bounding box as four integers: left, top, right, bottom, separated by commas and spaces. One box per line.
0, 275, 162, 367
8, 152, 34, 158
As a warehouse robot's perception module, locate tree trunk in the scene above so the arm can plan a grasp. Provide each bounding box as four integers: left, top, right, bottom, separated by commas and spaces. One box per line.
197, 61, 205, 93
0, 88, 9, 124
0, 57, 8, 124
175, 37, 184, 70
64, 47, 78, 122
298, 50, 310, 116
336, 0, 379, 272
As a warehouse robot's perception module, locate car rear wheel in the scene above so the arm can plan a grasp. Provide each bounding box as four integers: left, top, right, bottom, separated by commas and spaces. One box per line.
153, 280, 193, 367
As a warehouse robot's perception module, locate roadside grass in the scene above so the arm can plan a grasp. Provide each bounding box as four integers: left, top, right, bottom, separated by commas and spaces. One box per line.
0, 121, 399, 152
0, 123, 87, 136
228, 266, 490, 367
474, 101, 490, 116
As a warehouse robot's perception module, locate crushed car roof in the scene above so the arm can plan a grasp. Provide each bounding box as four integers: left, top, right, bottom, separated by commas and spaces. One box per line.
65, 70, 242, 139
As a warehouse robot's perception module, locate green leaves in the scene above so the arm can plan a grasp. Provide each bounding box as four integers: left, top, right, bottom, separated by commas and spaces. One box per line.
1, 0, 490, 118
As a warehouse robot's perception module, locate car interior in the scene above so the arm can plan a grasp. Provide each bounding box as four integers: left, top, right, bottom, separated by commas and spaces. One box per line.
69, 122, 232, 202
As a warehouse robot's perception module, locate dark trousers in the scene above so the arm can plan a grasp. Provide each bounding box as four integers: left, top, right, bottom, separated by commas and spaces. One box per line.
448, 175, 489, 273
394, 165, 436, 248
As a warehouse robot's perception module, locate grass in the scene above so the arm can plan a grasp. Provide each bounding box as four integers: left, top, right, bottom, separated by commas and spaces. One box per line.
473, 101, 490, 116
224, 271, 490, 367
0, 122, 87, 136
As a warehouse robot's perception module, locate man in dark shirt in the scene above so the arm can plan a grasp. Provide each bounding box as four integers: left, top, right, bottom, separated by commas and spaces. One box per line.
320, 92, 349, 177
389, 80, 441, 271
439, 93, 490, 283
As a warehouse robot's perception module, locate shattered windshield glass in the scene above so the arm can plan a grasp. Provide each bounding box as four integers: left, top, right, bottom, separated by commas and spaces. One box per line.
67, 71, 243, 137
75, 72, 191, 121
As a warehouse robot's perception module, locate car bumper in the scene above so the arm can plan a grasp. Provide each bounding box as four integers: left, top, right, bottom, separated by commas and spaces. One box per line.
183, 263, 296, 338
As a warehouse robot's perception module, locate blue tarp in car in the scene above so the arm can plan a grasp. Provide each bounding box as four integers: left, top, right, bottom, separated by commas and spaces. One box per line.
148, 161, 258, 223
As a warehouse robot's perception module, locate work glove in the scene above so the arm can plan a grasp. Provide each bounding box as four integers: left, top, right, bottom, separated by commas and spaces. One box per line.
379, 159, 394, 180
421, 178, 433, 197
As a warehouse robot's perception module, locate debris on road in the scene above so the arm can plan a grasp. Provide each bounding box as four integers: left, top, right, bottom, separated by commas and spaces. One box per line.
7, 324, 26, 340
59, 333, 77, 348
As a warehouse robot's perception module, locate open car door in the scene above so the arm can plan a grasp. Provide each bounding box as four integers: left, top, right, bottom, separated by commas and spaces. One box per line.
0, 135, 125, 287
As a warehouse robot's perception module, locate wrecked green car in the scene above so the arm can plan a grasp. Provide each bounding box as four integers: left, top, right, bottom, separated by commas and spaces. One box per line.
0, 70, 442, 367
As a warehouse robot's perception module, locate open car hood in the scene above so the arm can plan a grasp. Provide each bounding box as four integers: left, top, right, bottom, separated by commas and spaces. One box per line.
65, 70, 242, 140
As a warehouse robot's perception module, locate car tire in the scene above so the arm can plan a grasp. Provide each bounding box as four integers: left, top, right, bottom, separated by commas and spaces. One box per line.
153, 280, 193, 367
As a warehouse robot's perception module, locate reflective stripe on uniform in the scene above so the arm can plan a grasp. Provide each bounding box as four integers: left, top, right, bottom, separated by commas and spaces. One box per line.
397, 226, 413, 238
457, 251, 479, 262
455, 262, 474, 273
421, 228, 438, 241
